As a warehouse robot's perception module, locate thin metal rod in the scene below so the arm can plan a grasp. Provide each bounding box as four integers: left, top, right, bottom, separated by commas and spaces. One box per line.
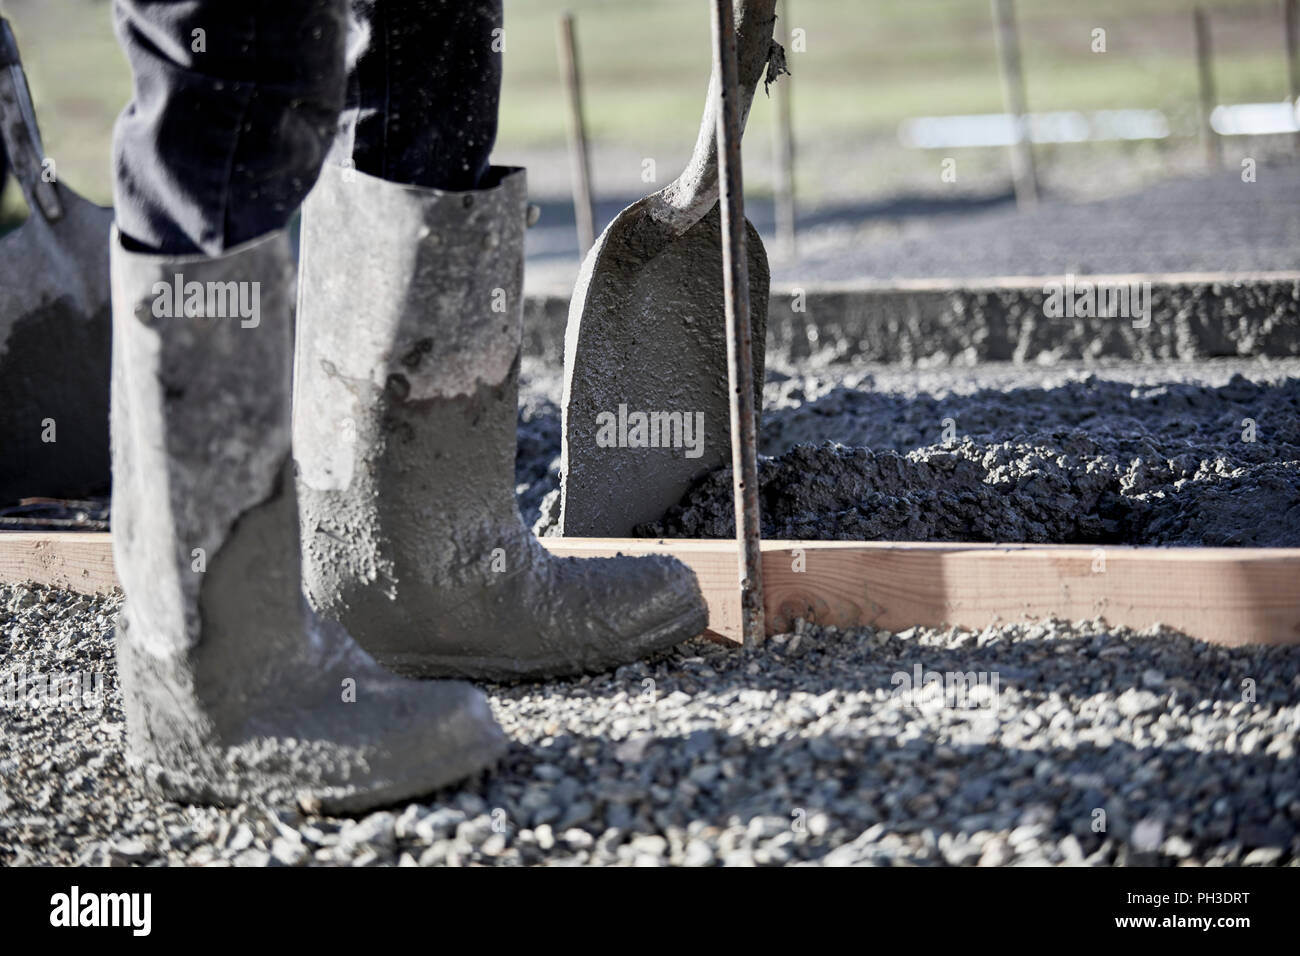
990, 0, 1038, 208
711, 0, 765, 649
1194, 7, 1221, 169
772, 0, 796, 257
557, 12, 596, 257
1286, 0, 1299, 148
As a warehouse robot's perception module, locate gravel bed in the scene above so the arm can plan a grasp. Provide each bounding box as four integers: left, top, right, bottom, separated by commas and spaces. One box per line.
2, 582, 1298, 867
773, 164, 1300, 285
524, 161, 1300, 293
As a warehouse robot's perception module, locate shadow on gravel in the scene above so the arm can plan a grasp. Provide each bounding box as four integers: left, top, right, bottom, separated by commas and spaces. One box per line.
489, 627, 1300, 707
450, 627, 1298, 864
786, 189, 1018, 234
466, 730, 1296, 865
4, 593, 1297, 865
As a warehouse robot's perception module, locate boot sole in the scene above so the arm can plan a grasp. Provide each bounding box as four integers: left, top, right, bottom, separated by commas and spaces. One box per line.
129, 732, 507, 816
376, 602, 710, 681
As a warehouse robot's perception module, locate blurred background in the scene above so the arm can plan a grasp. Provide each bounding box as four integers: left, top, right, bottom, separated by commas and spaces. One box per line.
2, 0, 1297, 290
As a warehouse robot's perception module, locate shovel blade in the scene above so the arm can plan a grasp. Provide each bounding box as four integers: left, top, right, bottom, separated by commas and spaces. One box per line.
559, 200, 768, 537
0, 189, 113, 503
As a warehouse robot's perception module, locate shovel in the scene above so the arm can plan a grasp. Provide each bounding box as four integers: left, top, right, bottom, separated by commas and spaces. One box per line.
0, 16, 113, 503
558, 0, 780, 537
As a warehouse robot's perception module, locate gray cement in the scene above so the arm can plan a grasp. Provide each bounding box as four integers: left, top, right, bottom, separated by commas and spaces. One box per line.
109, 230, 506, 813
526, 359, 1300, 547
521, 154, 1300, 295
781, 166, 1300, 285
293, 166, 707, 681
764, 276, 1300, 366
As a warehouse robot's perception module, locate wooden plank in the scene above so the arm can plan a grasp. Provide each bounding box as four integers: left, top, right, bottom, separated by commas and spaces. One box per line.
0, 532, 117, 594
547, 539, 1300, 647
4, 533, 1299, 648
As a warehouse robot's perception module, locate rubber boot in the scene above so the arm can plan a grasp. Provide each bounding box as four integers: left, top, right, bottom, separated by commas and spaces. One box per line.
294, 165, 708, 680
110, 229, 507, 812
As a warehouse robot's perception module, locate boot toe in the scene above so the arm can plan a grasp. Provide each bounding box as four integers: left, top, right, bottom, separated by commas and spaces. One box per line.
528, 552, 708, 677
308, 677, 507, 814
595, 553, 709, 655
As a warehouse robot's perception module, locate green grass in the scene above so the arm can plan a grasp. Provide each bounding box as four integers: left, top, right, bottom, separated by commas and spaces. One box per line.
1, 0, 126, 216
498, 0, 1294, 146
0, 0, 1293, 215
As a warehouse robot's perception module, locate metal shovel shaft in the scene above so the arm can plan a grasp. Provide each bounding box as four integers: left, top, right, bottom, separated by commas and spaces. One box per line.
711, 0, 764, 648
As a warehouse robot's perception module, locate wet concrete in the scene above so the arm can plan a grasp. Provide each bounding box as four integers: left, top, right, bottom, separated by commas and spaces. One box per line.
523, 359, 1300, 547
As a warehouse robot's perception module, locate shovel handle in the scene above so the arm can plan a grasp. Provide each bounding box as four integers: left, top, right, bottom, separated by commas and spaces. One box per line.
0, 18, 63, 222
647, 0, 778, 237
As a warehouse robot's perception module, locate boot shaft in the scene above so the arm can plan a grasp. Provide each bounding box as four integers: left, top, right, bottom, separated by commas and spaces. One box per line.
293, 163, 528, 482
110, 229, 298, 660
295, 165, 539, 645
107, 228, 510, 806
294, 165, 530, 560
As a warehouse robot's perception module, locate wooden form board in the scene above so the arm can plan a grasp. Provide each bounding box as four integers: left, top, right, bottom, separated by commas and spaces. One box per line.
2, 533, 118, 596
546, 538, 1300, 648
3, 533, 1299, 648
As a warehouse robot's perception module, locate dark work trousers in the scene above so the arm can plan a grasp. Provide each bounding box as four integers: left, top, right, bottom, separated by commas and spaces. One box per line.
112, 0, 502, 256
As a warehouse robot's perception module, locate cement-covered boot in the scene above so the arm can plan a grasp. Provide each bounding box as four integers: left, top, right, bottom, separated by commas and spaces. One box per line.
294, 165, 708, 680
111, 229, 506, 811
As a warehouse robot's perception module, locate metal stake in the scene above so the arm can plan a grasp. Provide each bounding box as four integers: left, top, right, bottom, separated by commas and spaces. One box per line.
1194, 7, 1221, 169
558, 12, 596, 257
711, 0, 765, 649
990, 0, 1038, 208
772, 0, 796, 257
